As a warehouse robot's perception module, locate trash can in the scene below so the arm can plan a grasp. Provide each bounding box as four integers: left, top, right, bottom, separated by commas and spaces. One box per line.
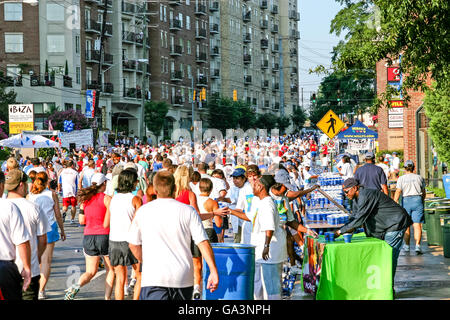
202, 243, 255, 300
442, 216, 450, 258
428, 206, 450, 246
443, 174, 450, 199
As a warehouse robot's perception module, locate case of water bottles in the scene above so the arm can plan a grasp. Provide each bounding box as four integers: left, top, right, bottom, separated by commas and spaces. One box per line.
305, 173, 348, 225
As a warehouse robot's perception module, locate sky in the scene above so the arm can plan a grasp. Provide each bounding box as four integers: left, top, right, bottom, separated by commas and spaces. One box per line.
297, 0, 347, 111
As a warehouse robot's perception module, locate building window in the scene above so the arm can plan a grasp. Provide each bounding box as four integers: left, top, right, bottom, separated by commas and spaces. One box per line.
186, 16, 191, 30
76, 66, 81, 84
75, 35, 80, 54
47, 3, 65, 21
4, 33, 23, 53
4, 2, 22, 21
47, 35, 65, 53
187, 40, 191, 54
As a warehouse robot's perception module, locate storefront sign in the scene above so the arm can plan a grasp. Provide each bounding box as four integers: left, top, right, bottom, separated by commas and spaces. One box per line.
387, 67, 401, 82
389, 100, 404, 108
8, 104, 34, 134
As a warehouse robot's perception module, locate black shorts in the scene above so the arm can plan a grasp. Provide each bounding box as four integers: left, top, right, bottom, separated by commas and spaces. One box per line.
222, 216, 229, 230
0, 260, 22, 300
191, 228, 217, 258
22, 275, 41, 301
83, 234, 109, 257
139, 286, 193, 300
109, 240, 138, 266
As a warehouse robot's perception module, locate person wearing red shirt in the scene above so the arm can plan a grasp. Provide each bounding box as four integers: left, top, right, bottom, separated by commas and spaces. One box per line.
95, 154, 104, 172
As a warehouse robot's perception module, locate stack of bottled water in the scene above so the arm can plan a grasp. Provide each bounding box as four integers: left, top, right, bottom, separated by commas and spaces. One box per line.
305, 173, 348, 224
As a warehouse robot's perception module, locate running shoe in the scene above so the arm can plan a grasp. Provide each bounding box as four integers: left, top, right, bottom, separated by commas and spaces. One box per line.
38, 291, 46, 300
124, 285, 129, 296
64, 284, 80, 300
62, 212, 66, 222
193, 285, 201, 300
402, 244, 410, 251
415, 245, 423, 255
129, 278, 137, 289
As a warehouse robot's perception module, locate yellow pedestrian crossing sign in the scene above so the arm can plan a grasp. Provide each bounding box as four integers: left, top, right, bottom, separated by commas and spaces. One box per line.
316, 109, 345, 139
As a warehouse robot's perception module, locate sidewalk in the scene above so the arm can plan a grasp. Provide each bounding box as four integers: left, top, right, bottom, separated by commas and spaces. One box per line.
290, 232, 450, 300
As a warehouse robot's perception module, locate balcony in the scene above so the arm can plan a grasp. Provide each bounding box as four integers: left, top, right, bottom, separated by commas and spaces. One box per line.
195, 28, 207, 39
211, 68, 220, 79
169, 0, 181, 5
243, 33, 251, 43
195, 4, 207, 15
85, 50, 100, 63
260, 0, 268, 9
290, 48, 298, 55
30, 74, 55, 87
122, 59, 137, 72
170, 19, 182, 31
84, 0, 100, 3
135, 33, 144, 46
271, 43, 279, 53
271, 5, 278, 14
170, 70, 183, 82
261, 80, 269, 89
210, 1, 219, 11
103, 82, 114, 94
170, 44, 183, 56
273, 102, 280, 111
85, 19, 101, 34
122, 31, 135, 44
210, 23, 219, 34
272, 83, 279, 91
263, 101, 270, 109
171, 95, 184, 106
104, 23, 113, 37
289, 10, 300, 21
261, 59, 269, 68
290, 30, 300, 40
210, 46, 219, 56
197, 76, 208, 87
63, 75, 72, 88
260, 19, 268, 29
243, 11, 251, 22
291, 67, 298, 74
103, 53, 113, 66
124, 87, 142, 99
122, 1, 136, 15
244, 75, 252, 85
261, 38, 269, 49
271, 24, 278, 33
196, 52, 207, 63
146, 64, 151, 75
97, 0, 112, 7
291, 85, 298, 93
272, 63, 279, 71
243, 54, 251, 64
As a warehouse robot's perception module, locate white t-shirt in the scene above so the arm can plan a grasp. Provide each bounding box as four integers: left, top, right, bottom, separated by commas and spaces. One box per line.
109, 193, 136, 242
58, 168, 79, 198
200, 174, 227, 200
127, 198, 208, 288
27, 189, 56, 226
81, 167, 96, 188
0, 199, 30, 261
10, 198, 51, 277
246, 196, 287, 264
392, 156, 400, 170
236, 182, 255, 245
376, 163, 390, 180
340, 162, 354, 180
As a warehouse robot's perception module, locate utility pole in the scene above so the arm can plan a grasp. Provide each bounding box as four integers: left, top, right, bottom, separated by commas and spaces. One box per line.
140, 17, 148, 141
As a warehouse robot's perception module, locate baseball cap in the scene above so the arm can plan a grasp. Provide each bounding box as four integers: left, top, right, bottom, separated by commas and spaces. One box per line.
365, 151, 375, 159
123, 162, 138, 171
231, 168, 246, 177
274, 169, 296, 190
5, 169, 27, 191
6, 157, 19, 170
392, 152, 398, 155
343, 178, 359, 189
91, 173, 108, 185
404, 160, 414, 167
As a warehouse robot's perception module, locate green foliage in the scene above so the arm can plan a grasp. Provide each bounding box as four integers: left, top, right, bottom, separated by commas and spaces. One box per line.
424, 82, 450, 164
0, 74, 18, 137
0, 147, 12, 161
257, 113, 278, 131
144, 101, 170, 137
309, 69, 375, 124
291, 107, 307, 132
36, 148, 56, 160
330, 0, 450, 108
427, 187, 446, 198
277, 116, 291, 134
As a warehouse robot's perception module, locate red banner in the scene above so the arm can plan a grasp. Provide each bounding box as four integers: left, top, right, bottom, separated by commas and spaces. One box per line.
387, 67, 401, 82
389, 100, 404, 108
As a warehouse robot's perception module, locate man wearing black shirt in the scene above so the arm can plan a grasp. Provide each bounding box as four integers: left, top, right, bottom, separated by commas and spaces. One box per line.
334, 178, 412, 281
354, 152, 389, 195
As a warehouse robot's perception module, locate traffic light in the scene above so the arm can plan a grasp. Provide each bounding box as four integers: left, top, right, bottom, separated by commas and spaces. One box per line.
337, 89, 341, 102
193, 90, 196, 101
311, 93, 316, 103
201, 88, 206, 101
233, 89, 238, 101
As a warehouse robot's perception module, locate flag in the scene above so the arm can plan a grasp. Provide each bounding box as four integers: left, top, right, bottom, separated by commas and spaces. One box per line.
32, 140, 36, 146
48, 120, 54, 130
0, 119, 5, 125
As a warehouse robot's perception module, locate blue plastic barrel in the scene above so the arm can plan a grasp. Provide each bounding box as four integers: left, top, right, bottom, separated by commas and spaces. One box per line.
202, 243, 255, 300
443, 174, 450, 199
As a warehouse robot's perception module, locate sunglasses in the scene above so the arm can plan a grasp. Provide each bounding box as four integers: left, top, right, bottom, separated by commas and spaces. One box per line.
343, 188, 351, 195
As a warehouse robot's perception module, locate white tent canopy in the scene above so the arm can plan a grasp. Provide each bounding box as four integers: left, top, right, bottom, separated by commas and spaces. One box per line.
0, 134, 59, 148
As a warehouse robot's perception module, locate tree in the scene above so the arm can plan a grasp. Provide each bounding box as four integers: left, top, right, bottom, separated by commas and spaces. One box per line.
277, 116, 291, 134
45, 109, 93, 131
0, 75, 17, 138
291, 107, 307, 133
423, 82, 450, 164
309, 69, 375, 124
235, 100, 257, 131
144, 100, 169, 137
329, 0, 450, 104
257, 113, 278, 131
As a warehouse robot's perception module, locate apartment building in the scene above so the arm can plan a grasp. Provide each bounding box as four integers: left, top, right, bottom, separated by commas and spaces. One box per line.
147, 0, 210, 138
1, 0, 84, 130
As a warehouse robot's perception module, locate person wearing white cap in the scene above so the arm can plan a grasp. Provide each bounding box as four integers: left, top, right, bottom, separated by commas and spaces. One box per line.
302, 162, 318, 190
64, 173, 114, 300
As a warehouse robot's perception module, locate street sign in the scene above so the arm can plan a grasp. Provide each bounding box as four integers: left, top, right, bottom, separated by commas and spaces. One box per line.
8, 104, 34, 134
22, 130, 60, 136
316, 109, 345, 139
328, 139, 335, 148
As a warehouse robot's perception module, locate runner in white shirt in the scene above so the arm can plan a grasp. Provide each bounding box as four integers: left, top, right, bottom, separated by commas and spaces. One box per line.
58, 160, 79, 224
127, 170, 220, 300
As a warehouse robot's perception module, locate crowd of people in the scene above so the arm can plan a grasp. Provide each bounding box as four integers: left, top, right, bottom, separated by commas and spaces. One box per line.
0, 131, 425, 300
